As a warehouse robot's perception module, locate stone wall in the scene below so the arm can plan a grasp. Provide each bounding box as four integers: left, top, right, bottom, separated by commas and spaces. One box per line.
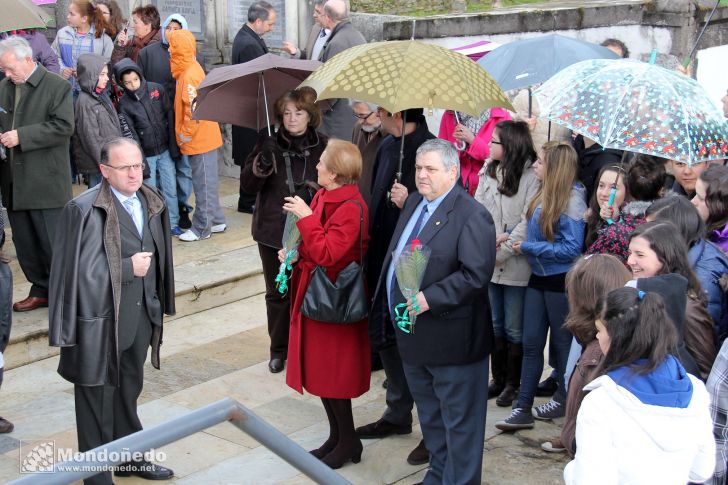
351, 0, 471, 15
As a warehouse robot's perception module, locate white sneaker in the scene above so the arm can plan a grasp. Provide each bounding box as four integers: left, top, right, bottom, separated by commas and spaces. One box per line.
178, 230, 210, 242
211, 223, 227, 234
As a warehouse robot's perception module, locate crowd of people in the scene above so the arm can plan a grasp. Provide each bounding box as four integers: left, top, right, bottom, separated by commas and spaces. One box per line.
1, 0, 728, 484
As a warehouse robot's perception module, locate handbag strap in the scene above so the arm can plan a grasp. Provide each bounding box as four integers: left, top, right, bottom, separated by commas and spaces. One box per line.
283, 151, 296, 195
342, 199, 364, 266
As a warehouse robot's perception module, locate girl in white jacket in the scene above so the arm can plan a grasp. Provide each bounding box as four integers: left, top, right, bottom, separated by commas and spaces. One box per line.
564, 286, 716, 485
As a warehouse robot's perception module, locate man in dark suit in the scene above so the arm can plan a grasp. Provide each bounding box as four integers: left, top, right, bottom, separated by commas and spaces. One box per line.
316, 0, 365, 140
49, 138, 175, 485
282, 0, 330, 61
231, 1, 277, 213
371, 139, 496, 485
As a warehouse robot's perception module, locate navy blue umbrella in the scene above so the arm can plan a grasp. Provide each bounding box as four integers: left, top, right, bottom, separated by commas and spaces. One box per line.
477, 34, 621, 92
478, 34, 620, 120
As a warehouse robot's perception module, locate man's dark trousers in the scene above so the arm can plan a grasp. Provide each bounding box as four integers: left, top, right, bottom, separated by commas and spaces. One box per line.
74, 194, 158, 485
7, 208, 61, 298
379, 344, 414, 426
403, 357, 489, 485
74, 316, 152, 485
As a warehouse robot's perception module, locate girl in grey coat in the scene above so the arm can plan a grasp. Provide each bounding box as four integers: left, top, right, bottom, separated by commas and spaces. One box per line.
474, 120, 540, 407
73, 53, 121, 188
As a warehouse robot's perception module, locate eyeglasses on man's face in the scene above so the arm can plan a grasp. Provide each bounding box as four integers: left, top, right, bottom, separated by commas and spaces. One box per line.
353, 111, 374, 120
105, 163, 145, 173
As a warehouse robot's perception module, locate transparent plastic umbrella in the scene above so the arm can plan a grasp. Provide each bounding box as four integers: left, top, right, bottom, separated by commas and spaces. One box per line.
534, 58, 728, 165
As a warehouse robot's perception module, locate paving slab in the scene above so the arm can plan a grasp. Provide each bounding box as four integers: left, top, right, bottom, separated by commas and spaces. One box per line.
0, 287, 568, 485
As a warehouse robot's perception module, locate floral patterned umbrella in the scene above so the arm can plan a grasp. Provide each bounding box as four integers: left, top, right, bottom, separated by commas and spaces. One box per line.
534, 58, 728, 165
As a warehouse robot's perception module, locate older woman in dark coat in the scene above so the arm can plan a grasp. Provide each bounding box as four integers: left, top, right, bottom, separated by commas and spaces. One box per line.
281, 139, 371, 470
242, 87, 327, 374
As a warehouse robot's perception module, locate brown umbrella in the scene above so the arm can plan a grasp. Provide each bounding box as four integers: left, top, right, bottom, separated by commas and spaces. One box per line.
193, 54, 322, 134
2, 0, 52, 32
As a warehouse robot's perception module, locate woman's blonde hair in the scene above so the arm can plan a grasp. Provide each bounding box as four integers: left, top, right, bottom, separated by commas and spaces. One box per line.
528, 141, 579, 241
323, 139, 362, 185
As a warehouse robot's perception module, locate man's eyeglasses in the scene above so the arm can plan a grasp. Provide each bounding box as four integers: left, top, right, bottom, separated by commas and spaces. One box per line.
105, 163, 145, 173
353, 111, 374, 120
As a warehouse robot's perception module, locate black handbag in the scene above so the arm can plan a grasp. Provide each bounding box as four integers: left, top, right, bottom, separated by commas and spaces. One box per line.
300, 200, 368, 324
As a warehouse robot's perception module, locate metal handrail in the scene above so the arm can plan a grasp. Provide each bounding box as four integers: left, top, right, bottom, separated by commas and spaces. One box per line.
10, 398, 351, 485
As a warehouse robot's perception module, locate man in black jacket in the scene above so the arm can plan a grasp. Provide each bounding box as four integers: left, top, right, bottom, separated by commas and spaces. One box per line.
371, 139, 495, 484
49, 138, 175, 485
231, 1, 277, 213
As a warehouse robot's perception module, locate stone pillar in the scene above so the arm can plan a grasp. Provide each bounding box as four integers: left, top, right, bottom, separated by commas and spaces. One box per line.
297, 0, 313, 46
55, 0, 72, 32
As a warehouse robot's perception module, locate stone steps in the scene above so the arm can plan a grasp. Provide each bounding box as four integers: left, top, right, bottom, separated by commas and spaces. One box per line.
5, 244, 265, 370
3, 176, 263, 370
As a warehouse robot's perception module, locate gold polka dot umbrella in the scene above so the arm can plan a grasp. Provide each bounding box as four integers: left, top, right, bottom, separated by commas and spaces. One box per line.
298, 40, 514, 116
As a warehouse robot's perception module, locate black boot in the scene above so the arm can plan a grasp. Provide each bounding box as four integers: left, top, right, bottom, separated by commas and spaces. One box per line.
310, 398, 339, 458
321, 399, 363, 469
488, 338, 507, 399
496, 343, 522, 407
178, 204, 192, 229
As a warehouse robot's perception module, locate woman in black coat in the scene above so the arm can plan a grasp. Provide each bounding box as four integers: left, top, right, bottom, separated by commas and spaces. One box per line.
241, 87, 328, 374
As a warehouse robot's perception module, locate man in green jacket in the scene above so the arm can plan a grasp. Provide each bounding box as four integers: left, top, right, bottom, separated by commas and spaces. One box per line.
0, 36, 73, 312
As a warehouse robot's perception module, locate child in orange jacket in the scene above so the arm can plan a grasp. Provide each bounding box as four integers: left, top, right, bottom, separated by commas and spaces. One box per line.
167, 29, 225, 241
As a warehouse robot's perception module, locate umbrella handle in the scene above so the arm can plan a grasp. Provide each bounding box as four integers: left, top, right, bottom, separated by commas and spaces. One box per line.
261, 71, 272, 136
528, 87, 532, 118
452, 111, 467, 151
606, 186, 617, 225
682, 0, 721, 69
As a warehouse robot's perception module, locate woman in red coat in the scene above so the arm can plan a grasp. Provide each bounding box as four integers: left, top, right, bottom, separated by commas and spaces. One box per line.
281, 139, 371, 469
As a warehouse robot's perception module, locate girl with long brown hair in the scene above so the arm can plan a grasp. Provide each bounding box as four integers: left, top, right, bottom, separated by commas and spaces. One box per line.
564, 287, 715, 484
95, 0, 127, 41
495, 141, 586, 431
541, 254, 630, 454
693, 164, 728, 253
51, 0, 113, 95
474, 120, 539, 407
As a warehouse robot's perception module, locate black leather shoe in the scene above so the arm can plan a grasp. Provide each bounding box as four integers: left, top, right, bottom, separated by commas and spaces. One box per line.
178, 205, 192, 230
407, 439, 429, 465
114, 460, 173, 480
268, 358, 285, 373
0, 417, 14, 433
536, 375, 558, 397
356, 418, 411, 439
237, 202, 255, 214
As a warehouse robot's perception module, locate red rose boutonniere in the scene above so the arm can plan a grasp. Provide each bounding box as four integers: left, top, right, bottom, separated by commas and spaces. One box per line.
150, 89, 160, 99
